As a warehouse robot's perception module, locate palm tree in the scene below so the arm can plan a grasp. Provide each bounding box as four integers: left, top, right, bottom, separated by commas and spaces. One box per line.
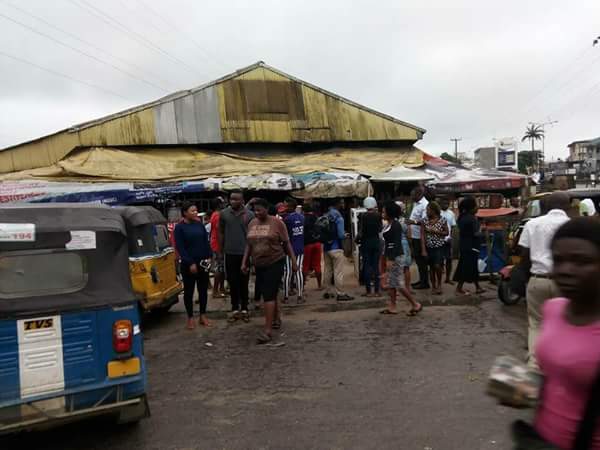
521, 124, 544, 171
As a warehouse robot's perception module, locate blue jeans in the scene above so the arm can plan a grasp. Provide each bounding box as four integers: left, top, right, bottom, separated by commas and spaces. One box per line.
362, 241, 380, 294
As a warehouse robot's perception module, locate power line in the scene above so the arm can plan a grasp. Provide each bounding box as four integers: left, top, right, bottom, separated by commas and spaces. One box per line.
134, 0, 228, 71
550, 78, 600, 121
0, 10, 169, 92
477, 44, 597, 150
1, 0, 176, 91
522, 50, 600, 121
492, 44, 596, 139
0, 50, 132, 101
113, 0, 168, 35
515, 46, 593, 119
70, 0, 209, 80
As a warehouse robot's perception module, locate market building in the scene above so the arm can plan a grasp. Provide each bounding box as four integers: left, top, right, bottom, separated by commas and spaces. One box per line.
0, 62, 431, 202
0, 61, 528, 209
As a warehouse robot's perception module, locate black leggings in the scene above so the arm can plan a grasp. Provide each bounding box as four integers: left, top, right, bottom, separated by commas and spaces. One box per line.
182, 266, 209, 318
362, 242, 380, 293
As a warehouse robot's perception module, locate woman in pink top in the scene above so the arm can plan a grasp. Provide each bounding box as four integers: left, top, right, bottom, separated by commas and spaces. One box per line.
534, 217, 600, 449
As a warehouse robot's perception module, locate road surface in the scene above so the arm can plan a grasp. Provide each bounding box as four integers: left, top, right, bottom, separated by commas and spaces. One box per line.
2, 283, 530, 450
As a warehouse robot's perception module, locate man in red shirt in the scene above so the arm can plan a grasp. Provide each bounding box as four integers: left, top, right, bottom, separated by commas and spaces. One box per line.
210, 197, 226, 298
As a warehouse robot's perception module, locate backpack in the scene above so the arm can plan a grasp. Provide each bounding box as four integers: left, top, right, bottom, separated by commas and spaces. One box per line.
314, 214, 338, 244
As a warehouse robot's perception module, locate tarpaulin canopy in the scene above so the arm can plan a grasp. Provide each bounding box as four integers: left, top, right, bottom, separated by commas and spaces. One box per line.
369, 165, 434, 182
425, 164, 528, 193
0, 180, 214, 205
0, 146, 424, 182
293, 172, 371, 198
0, 172, 372, 205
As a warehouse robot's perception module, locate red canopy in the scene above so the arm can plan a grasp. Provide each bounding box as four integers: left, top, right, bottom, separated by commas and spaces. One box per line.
476, 207, 520, 218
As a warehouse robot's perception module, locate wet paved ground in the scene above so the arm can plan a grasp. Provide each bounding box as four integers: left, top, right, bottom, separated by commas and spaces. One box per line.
2, 269, 531, 450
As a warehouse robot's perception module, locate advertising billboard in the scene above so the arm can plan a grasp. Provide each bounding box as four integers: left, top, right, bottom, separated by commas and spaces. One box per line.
495, 138, 518, 170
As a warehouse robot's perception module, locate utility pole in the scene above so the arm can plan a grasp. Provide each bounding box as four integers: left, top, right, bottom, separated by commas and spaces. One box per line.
450, 138, 462, 162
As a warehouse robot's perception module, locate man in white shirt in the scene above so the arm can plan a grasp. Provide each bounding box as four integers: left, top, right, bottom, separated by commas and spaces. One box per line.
440, 198, 457, 285
518, 191, 570, 369
408, 186, 429, 289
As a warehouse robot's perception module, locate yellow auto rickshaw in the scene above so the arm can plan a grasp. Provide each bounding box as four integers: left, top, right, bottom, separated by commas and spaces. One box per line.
118, 206, 182, 312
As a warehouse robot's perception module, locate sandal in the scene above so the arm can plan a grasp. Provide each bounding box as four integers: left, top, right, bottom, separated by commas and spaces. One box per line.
256, 332, 272, 344
379, 309, 398, 315
199, 317, 213, 328
407, 304, 423, 316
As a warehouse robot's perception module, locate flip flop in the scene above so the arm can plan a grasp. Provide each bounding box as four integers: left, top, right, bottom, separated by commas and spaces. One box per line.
379, 309, 398, 315
407, 304, 423, 316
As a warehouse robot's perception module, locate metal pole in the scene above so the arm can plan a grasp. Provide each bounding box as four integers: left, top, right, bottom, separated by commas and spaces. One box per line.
450, 138, 462, 162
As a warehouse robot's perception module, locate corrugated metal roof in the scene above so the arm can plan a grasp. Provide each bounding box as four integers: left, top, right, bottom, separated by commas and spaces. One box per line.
1, 61, 425, 152
70, 61, 425, 133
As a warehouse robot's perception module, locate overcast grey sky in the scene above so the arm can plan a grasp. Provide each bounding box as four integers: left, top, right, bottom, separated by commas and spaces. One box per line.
1, 0, 599, 160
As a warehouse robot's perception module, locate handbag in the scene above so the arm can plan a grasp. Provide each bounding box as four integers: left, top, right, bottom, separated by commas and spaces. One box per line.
512, 359, 600, 450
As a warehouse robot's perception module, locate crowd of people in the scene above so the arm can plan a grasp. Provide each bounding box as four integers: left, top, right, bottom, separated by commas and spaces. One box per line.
173, 190, 353, 343
171, 186, 494, 344
171, 186, 600, 448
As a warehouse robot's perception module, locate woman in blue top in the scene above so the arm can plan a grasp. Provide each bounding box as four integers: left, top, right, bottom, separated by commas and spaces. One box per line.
174, 202, 212, 330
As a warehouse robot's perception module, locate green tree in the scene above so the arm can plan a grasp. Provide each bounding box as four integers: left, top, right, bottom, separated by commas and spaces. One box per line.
521, 124, 544, 170
518, 150, 542, 174
440, 152, 460, 164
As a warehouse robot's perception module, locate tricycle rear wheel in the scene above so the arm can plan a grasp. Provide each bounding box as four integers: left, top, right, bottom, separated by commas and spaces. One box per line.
498, 278, 522, 305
